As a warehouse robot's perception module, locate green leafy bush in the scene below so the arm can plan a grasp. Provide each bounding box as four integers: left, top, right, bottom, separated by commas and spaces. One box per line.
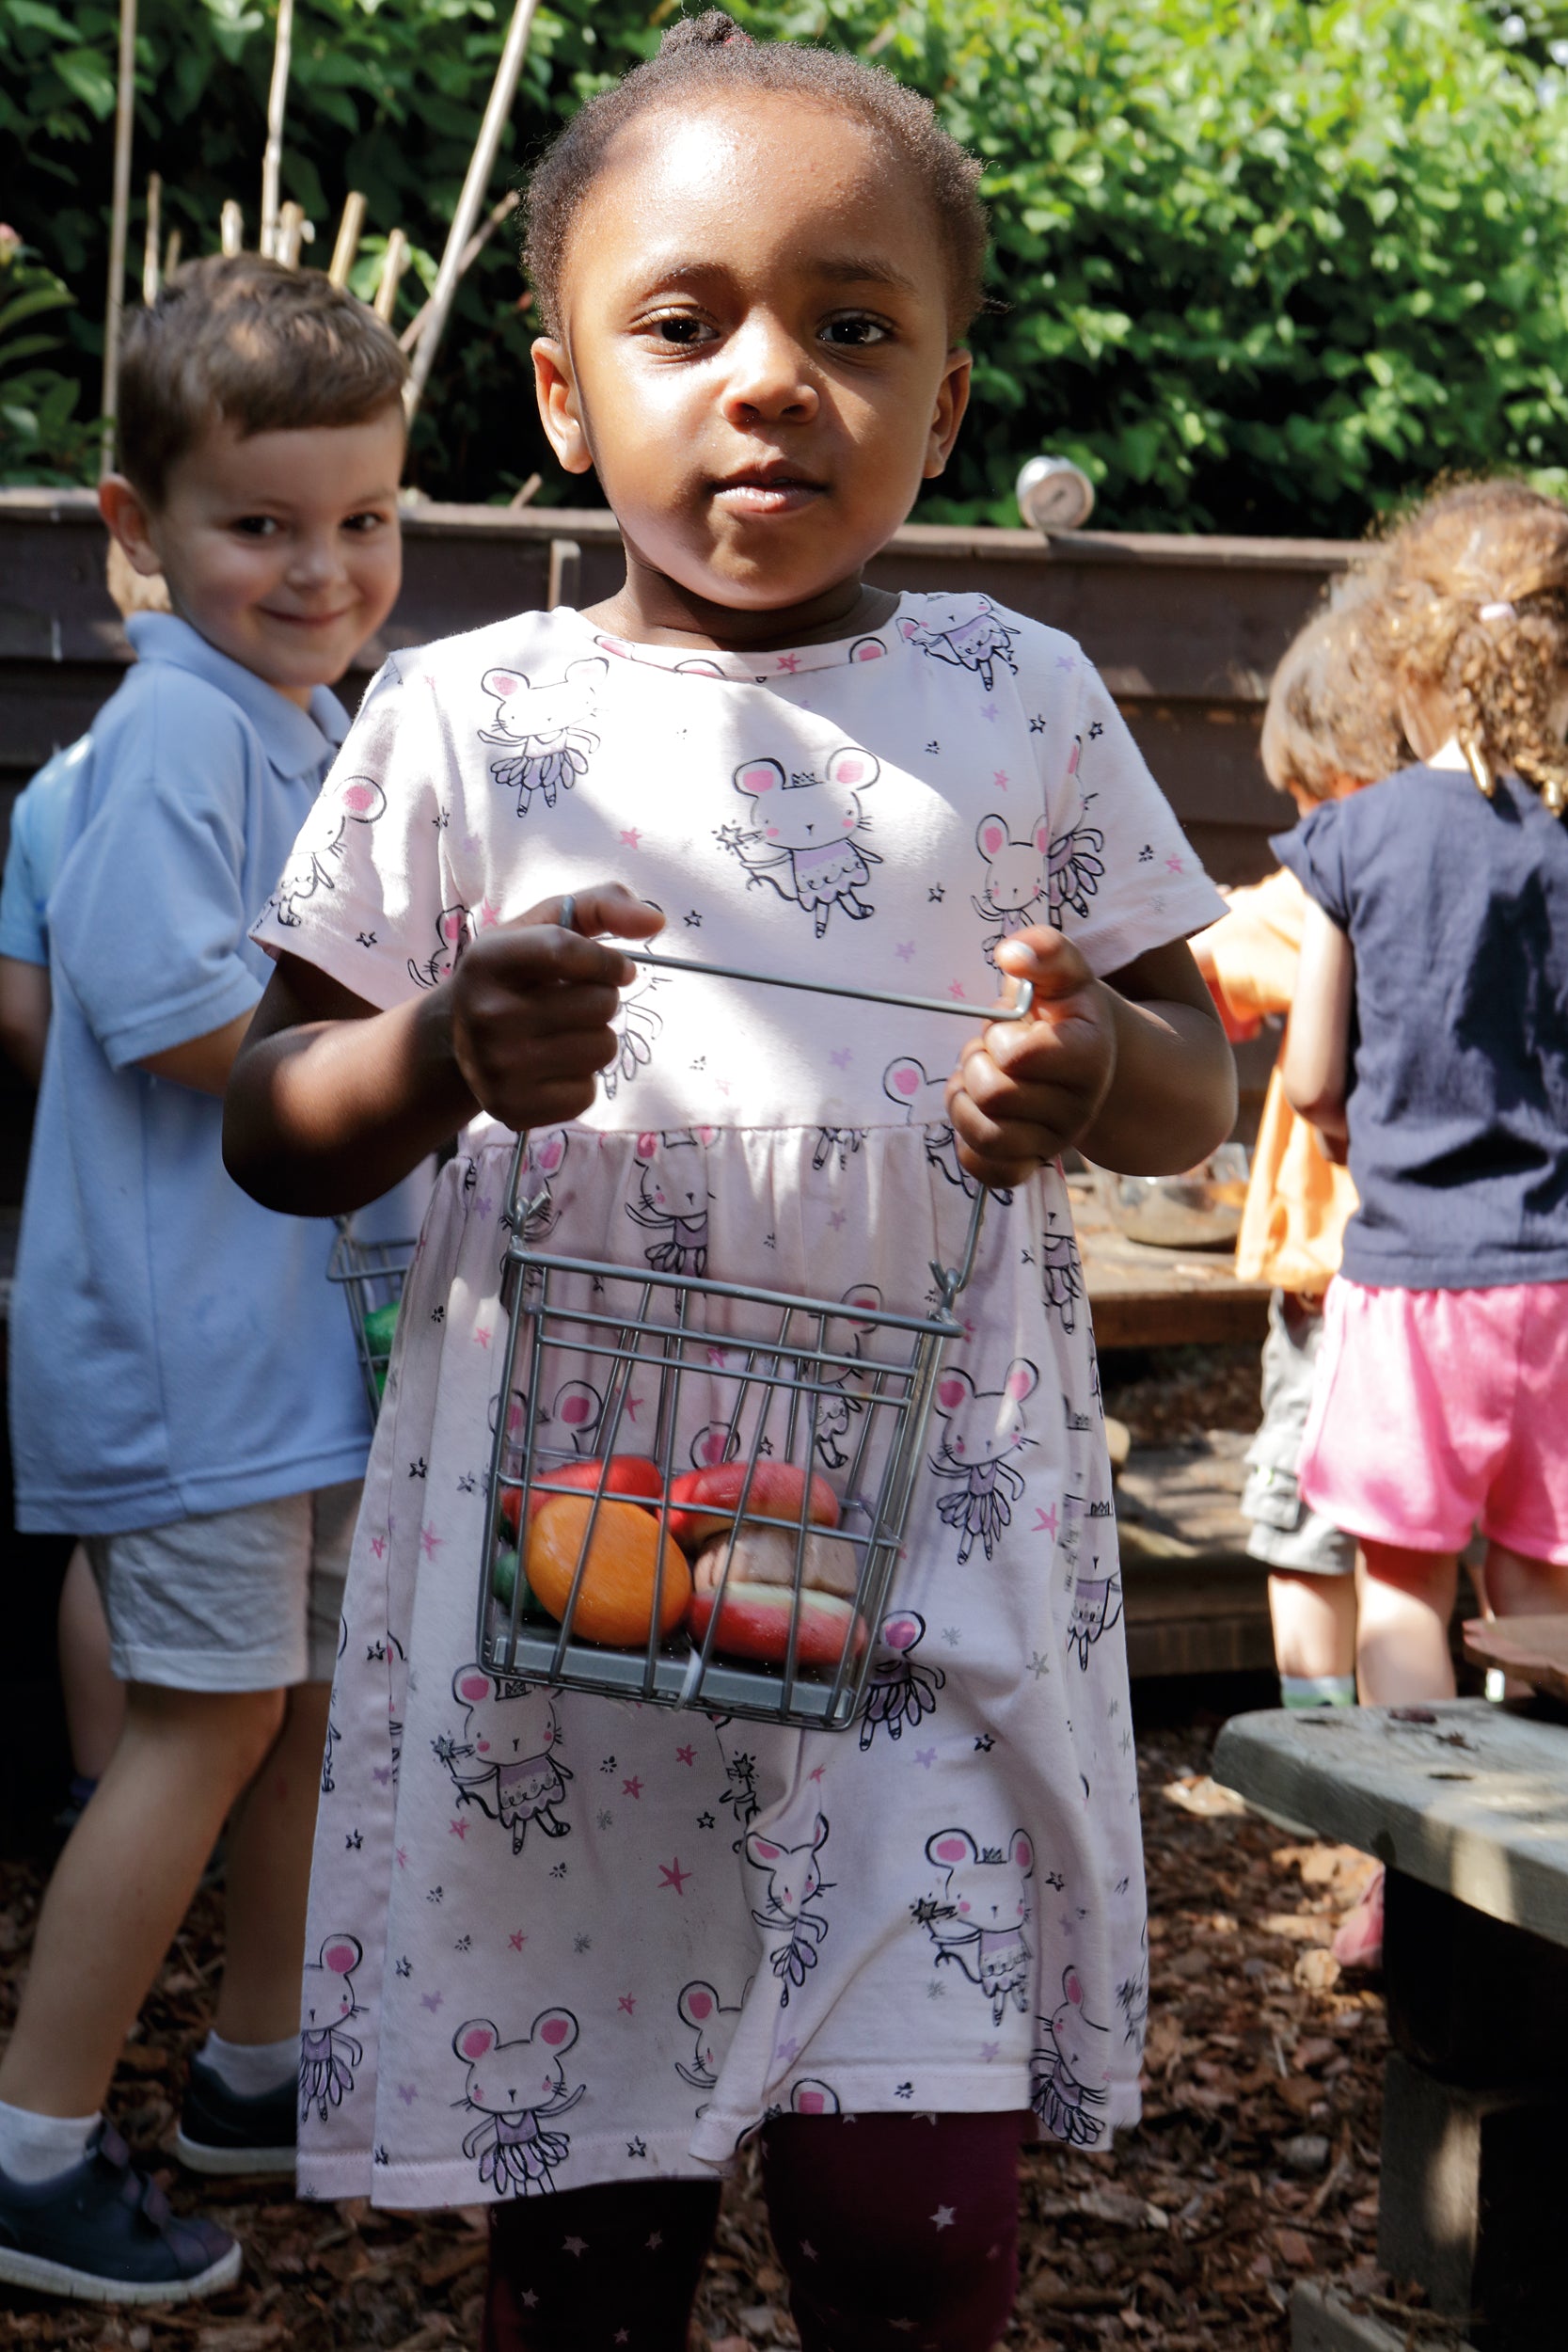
4, 0, 1568, 531
0, 225, 95, 482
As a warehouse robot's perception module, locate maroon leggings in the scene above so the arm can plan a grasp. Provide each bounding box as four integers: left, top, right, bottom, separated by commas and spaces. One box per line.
483, 2109, 1027, 2352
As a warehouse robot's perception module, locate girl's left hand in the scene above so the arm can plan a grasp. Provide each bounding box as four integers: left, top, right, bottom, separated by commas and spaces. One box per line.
944, 930, 1117, 1189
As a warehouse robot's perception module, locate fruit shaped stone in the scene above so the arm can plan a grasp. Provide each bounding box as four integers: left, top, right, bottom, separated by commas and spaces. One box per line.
526, 1494, 690, 1647
692, 1524, 860, 1598
667, 1460, 839, 1552
686, 1581, 865, 1669
497, 1454, 663, 1544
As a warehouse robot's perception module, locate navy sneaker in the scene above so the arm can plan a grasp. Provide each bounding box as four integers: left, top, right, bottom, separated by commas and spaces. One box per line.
0, 2122, 241, 2305
174, 2058, 295, 2178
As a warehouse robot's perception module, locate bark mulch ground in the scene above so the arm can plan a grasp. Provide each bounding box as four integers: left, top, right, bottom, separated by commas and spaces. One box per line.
0, 1719, 1454, 2352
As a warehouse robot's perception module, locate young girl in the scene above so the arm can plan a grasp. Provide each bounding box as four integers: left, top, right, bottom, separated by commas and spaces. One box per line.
226, 19, 1234, 2347
1282, 481, 1568, 1716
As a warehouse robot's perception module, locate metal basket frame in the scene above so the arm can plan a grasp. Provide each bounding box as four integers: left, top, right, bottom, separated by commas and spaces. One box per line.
475, 943, 1033, 1735
327, 1220, 419, 1421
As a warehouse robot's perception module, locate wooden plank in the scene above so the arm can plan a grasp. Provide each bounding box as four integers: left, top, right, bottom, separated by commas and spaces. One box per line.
1213, 1702, 1568, 1948
1462, 1616, 1568, 1706
1073, 1181, 1272, 1350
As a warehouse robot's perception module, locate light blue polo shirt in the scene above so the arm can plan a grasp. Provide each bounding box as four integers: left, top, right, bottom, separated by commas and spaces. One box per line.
0, 735, 92, 965
10, 612, 374, 1534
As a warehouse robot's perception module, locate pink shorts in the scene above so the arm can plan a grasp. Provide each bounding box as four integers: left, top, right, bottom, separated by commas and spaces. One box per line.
1298, 1278, 1568, 1564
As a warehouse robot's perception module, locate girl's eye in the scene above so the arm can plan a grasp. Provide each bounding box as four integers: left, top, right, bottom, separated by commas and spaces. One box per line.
649, 314, 715, 348
343, 511, 388, 534
232, 515, 280, 537
821, 314, 891, 349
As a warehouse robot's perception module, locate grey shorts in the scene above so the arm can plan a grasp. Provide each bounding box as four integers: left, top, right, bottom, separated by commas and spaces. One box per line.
86, 1481, 360, 1692
1242, 1293, 1355, 1577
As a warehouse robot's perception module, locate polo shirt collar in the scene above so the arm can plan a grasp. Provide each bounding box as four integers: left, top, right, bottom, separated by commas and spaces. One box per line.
125, 612, 350, 775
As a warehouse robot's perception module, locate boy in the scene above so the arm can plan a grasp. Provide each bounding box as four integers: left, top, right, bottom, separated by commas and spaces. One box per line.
0, 254, 406, 2303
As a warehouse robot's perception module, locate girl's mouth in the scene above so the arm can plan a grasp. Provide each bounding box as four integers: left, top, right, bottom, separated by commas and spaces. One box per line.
711, 472, 824, 516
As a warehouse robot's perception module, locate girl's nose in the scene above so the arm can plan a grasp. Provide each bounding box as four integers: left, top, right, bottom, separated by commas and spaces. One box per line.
719, 316, 818, 425
288, 530, 348, 594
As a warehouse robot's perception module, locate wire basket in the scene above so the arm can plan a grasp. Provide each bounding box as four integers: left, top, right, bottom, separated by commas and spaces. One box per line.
327, 1219, 419, 1421
476, 941, 1032, 1733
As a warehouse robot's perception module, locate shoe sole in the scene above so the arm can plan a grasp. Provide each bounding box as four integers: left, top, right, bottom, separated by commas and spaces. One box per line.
172, 2129, 295, 2179
0, 2235, 242, 2306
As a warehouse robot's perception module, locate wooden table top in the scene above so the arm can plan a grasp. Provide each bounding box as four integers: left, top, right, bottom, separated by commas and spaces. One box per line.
1213, 1700, 1568, 1948
1069, 1177, 1272, 1350
1463, 1616, 1568, 1707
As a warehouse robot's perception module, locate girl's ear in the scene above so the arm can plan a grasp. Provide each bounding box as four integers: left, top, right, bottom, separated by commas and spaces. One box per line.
98, 473, 165, 579
923, 348, 973, 483
532, 337, 594, 476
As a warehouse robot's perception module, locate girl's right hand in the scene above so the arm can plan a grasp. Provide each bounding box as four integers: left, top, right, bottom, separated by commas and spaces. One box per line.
450, 883, 664, 1131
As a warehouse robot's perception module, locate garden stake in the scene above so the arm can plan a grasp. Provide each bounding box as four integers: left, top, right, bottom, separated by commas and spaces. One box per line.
221, 201, 244, 257
99, 0, 137, 475
141, 172, 162, 306
400, 189, 520, 352
277, 200, 307, 268
163, 227, 182, 280
404, 0, 541, 420
328, 192, 367, 289
260, 0, 296, 260
374, 230, 410, 324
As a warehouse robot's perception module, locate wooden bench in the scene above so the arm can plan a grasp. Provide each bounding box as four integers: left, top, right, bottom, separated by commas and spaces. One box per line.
1214, 1701, 1568, 2350
1073, 1173, 1274, 1351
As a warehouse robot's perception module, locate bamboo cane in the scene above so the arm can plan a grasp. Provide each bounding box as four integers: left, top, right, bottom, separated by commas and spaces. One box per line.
260, 0, 295, 260
374, 230, 410, 323
164, 228, 182, 280
329, 191, 367, 289
99, 0, 138, 476
277, 200, 307, 268
141, 172, 162, 306
221, 200, 244, 257
404, 0, 540, 420
399, 189, 519, 351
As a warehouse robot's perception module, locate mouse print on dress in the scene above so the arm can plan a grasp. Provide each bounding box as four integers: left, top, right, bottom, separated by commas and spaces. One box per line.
299, 1933, 365, 2123
1066, 1558, 1124, 1669
1039, 1211, 1085, 1335
602, 970, 666, 1100
882, 1057, 1011, 1205
674, 1978, 747, 2114
407, 902, 469, 991
500, 1127, 569, 1250
898, 597, 1018, 693
321, 1616, 347, 1796
1047, 762, 1106, 928
973, 812, 1050, 966
270, 771, 386, 929
810, 1284, 881, 1471
919, 1827, 1035, 2025
723, 748, 881, 935
626, 1131, 715, 1275
857, 1610, 945, 1750
929, 1359, 1039, 1565
451, 2010, 585, 2197
439, 1665, 572, 1851
492, 1375, 604, 1483
479, 659, 606, 818
1031, 1966, 1111, 2148
745, 1814, 832, 2007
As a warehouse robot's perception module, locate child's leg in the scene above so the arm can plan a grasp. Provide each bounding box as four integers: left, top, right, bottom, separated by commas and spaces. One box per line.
56, 1542, 126, 1786
0, 1682, 285, 2119
1355, 1543, 1457, 1704
483, 2176, 721, 2352
214, 1679, 333, 2044
1482, 1541, 1568, 1617
762, 2109, 1028, 2352
1267, 1569, 1358, 1697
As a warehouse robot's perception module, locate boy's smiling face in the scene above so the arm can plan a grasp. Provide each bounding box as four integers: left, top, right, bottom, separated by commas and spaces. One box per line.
103, 405, 405, 706
533, 94, 971, 646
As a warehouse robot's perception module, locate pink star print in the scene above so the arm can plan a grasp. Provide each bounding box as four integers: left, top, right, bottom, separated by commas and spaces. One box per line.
948, 982, 968, 1002
980, 2040, 1001, 2060
510, 1930, 527, 1951
623, 1776, 643, 1800
981, 702, 998, 722
915, 1747, 937, 1769
626, 1393, 645, 1422
830, 1046, 852, 1069
397, 2083, 418, 2105
777, 2038, 800, 2066
809, 1764, 826, 1783
420, 1526, 443, 1559
450, 1817, 467, 1839
478, 899, 501, 929
369, 1533, 387, 1558
1034, 1503, 1059, 1538
420, 1991, 444, 2012
675, 1745, 695, 1767
993, 770, 1009, 790
473, 1327, 491, 1350
372, 1766, 391, 1787
829, 1209, 847, 1230
395, 1846, 408, 1869
775, 652, 801, 673
620, 827, 641, 849
618, 1994, 637, 2016
895, 940, 915, 961
659, 1857, 692, 1895
1165, 852, 1184, 874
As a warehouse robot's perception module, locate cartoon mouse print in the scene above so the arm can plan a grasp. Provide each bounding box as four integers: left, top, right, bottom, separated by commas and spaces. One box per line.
300, 1933, 364, 2122
1040, 1212, 1084, 1334
271, 772, 385, 928
812, 1284, 881, 1471
1031, 1966, 1111, 2148
898, 597, 1017, 692
929, 1359, 1039, 1564
321, 1617, 347, 1796
502, 1127, 569, 1249
858, 1610, 945, 1750
920, 1828, 1035, 2024
973, 812, 1050, 965
408, 902, 470, 991
452, 2010, 585, 2196
1047, 755, 1106, 927
441, 1665, 572, 1851
882, 1057, 986, 1202
745, 1814, 832, 2007
479, 658, 606, 818
602, 970, 666, 1100
725, 747, 881, 935
626, 1131, 714, 1275
1066, 1557, 1123, 1669
493, 1376, 604, 1485
675, 1979, 746, 2112
786, 2078, 841, 2114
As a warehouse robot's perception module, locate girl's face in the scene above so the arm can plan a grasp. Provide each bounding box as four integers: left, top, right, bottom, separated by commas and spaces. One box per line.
533, 94, 971, 644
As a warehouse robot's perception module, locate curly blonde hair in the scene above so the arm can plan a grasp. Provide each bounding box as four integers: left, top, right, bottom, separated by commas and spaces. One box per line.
1369, 480, 1568, 817
1259, 582, 1405, 801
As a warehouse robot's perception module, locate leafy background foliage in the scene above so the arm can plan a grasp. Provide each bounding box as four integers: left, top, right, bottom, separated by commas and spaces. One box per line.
4, 0, 1568, 530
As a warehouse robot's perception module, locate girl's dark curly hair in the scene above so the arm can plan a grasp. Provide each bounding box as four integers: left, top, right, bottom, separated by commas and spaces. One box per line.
1370, 480, 1568, 817
523, 10, 988, 342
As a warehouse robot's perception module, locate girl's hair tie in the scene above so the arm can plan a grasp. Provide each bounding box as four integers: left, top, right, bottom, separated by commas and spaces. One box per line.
1479, 600, 1516, 623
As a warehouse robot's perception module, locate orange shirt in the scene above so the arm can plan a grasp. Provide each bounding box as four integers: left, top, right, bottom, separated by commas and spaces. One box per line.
1193, 867, 1359, 1294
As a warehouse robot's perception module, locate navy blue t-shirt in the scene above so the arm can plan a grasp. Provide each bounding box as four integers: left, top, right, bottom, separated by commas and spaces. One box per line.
1273, 765, 1568, 1291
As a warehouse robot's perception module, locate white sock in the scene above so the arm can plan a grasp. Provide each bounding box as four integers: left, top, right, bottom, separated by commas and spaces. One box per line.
199, 2030, 298, 2099
0, 2097, 100, 2185
1281, 1673, 1356, 1709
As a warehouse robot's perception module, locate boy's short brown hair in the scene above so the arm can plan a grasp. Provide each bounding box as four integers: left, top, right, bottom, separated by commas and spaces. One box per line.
1259, 583, 1404, 801
118, 254, 408, 506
